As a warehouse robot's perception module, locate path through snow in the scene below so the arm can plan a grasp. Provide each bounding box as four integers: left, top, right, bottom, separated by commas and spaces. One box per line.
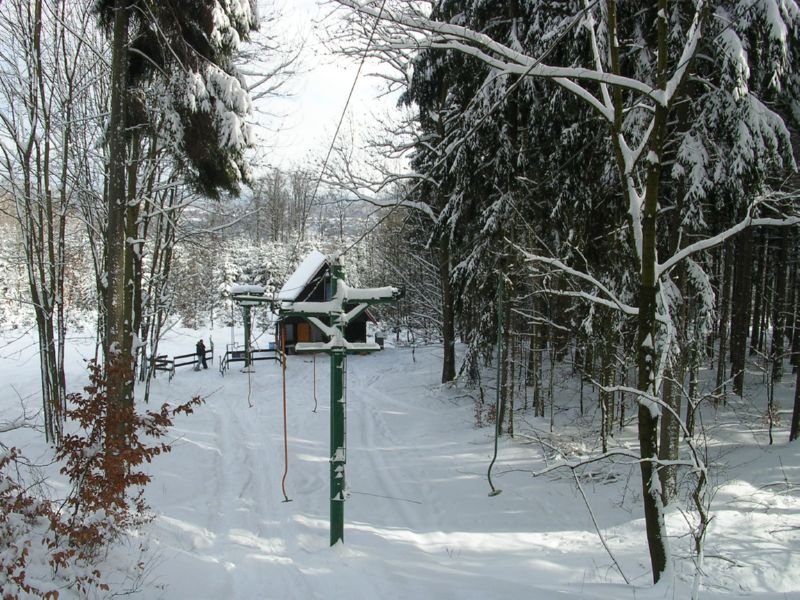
2, 329, 799, 599
143, 346, 630, 599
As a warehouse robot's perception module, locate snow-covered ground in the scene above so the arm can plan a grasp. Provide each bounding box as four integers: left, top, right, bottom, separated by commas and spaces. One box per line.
1, 326, 799, 599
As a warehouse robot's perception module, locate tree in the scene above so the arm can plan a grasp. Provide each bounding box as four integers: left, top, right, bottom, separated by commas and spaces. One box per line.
93, 0, 259, 407
0, 0, 103, 442
330, 0, 800, 584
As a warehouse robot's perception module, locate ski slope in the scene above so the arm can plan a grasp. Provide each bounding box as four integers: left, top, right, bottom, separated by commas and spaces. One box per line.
1, 327, 799, 599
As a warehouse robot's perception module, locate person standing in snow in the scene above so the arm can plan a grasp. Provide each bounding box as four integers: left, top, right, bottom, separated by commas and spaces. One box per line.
196, 339, 208, 370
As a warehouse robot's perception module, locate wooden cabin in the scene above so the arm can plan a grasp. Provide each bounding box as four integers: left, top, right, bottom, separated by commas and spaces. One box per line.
277, 251, 373, 353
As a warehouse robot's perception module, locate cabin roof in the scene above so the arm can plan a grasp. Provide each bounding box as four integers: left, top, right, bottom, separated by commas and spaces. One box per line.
278, 250, 328, 301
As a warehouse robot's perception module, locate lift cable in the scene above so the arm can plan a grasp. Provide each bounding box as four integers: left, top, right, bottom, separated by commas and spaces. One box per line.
308, 0, 389, 211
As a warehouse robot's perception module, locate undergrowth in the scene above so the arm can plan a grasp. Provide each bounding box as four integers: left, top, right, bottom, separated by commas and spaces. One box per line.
1, 361, 203, 599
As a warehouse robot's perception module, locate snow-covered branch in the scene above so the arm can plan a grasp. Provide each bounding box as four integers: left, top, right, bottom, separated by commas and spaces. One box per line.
664, 0, 709, 105
658, 214, 800, 277
583, 0, 614, 114
517, 250, 638, 316
332, 0, 665, 104
323, 167, 438, 221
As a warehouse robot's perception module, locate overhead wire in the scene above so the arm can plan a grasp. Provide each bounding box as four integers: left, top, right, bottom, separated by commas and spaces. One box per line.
273, 2, 602, 504
333, 0, 603, 259
311, 1, 604, 499
228, 1, 390, 508
308, 0, 389, 220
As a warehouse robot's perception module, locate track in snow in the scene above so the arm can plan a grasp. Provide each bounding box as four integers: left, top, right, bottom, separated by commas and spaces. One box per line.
141, 345, 647, 599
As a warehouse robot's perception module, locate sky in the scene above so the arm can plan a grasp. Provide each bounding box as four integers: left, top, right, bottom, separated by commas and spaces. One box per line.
249, 0, 401, 170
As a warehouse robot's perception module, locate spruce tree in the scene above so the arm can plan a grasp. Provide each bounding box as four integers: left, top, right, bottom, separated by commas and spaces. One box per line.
348, 0, 800, 583
94, 0, 258, 406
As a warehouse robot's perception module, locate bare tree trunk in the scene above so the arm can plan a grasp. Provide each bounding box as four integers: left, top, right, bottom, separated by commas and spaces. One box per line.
658, 358, 683, 505
791, 256, 799, 372
439, 237, 456, 383
686, 341, 700, 438
659, 254, 689, 505
618, 349, 628, 431
771, 229, 789, 382
142, 188, 179, 401
0, 0, 84, 443
497, 284, 512, 434
128, 134, 144, 375
749, 232, 767, 355
599, 315, 615, 453
103, 0, 135, 408
790, 362, 800, 441
731, 228, 754, 396
636, 204, 669, 584
632, 0, 670, 580
548, 342, 556, 432
715, 242, 733, 398
508, 321, 516, 438
529, 319, 544, 418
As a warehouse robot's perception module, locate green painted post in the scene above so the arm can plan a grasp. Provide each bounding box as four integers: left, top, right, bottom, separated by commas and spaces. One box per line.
330, 347, 345, 545
330, 258, 346, 545
278, 254, 400, 546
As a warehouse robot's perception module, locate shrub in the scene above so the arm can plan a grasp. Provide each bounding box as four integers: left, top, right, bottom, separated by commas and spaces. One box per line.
0, 361, 203, 598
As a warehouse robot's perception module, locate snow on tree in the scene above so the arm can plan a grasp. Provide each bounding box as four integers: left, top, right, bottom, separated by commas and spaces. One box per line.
94, 0, 260, 410
330, 0, 800, 586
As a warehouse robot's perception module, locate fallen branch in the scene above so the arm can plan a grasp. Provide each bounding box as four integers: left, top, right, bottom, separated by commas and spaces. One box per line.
572, 469, 630, 584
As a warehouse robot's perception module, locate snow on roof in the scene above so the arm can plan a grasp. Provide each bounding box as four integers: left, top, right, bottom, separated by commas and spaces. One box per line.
278, 250, 328, 301
230, 284, 266, 295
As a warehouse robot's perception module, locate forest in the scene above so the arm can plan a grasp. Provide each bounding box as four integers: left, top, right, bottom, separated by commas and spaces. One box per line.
1, 0, 799, 598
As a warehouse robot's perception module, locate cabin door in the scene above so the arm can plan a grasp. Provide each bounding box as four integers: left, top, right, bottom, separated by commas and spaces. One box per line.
297, 322, 312, 343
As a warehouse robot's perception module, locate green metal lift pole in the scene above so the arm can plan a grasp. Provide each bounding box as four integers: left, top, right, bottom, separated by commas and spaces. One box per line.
330, 258, 346, 545
330, 346, 345, 545
278, 255, 401, 546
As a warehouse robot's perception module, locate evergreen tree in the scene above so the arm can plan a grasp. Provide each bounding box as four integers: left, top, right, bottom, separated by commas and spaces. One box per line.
93, 0, 258, 406
336, 0, 800, 583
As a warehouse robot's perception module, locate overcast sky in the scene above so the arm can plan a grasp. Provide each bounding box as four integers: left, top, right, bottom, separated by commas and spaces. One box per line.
249, 0, 401, 171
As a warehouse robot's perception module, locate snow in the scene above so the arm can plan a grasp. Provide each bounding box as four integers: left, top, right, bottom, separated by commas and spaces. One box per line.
229, 283, 274, 306
278, 250, 328, 301
229, 284, 267, 295
2, 327, 800, 599
340, 283, 399, 302
718, 27, 750, 101
296, 341, 381, 353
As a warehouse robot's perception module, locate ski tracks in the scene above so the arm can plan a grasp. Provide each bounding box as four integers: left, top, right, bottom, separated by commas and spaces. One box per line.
197, 393, 317, 599
347, 360, 446, 536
